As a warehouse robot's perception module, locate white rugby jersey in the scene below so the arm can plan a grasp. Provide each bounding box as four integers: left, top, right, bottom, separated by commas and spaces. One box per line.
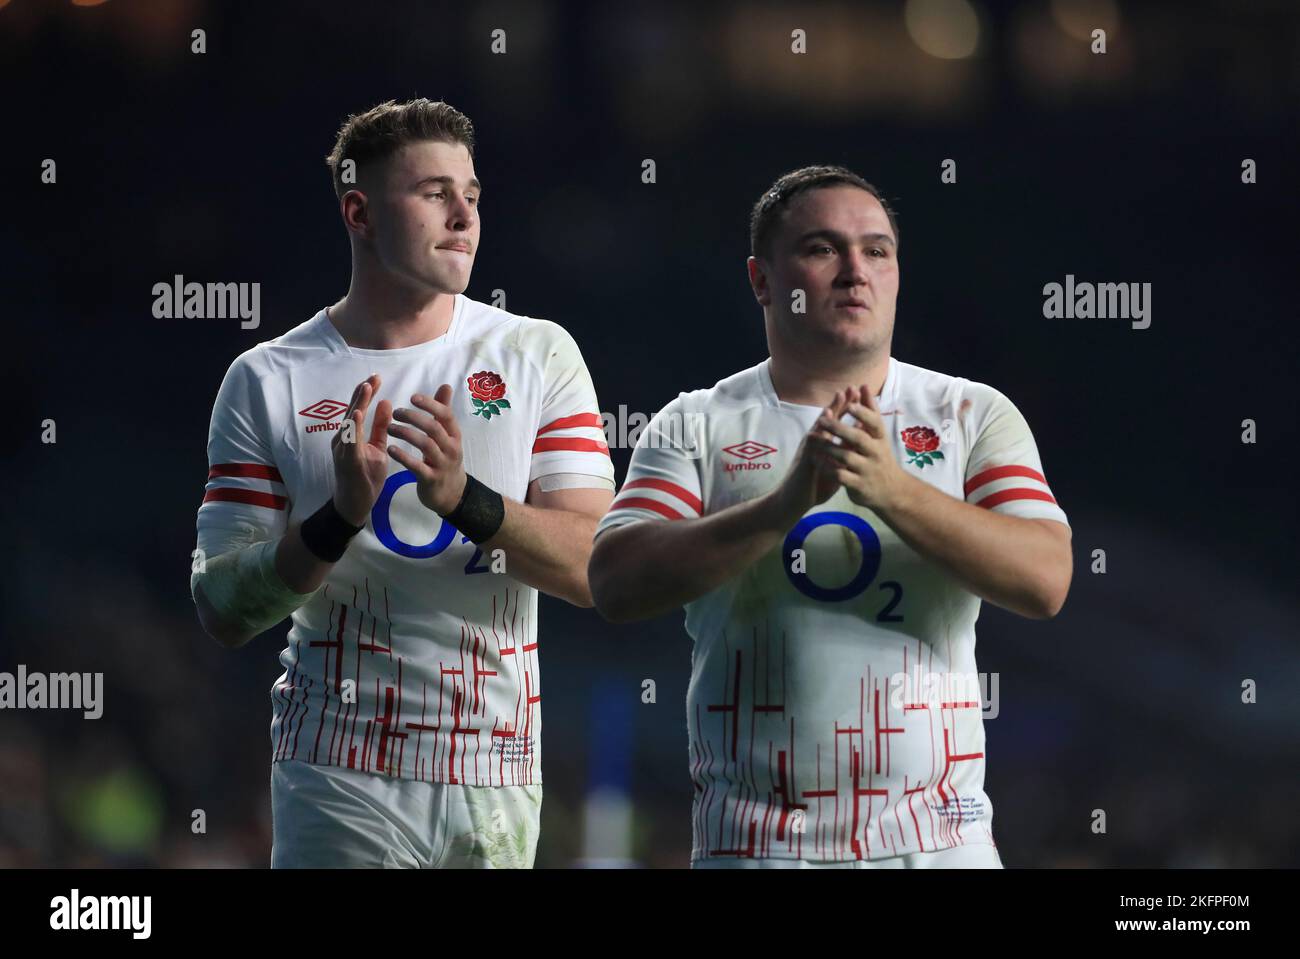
595, 356, 1069, 863
195, 293, 614, 786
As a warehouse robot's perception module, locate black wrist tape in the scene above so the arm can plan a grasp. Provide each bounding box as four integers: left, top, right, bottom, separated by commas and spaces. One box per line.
442, 474, 505, 544
300, 498, 364, 563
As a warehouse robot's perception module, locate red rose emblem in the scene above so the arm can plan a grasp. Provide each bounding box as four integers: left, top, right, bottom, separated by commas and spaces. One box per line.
900, 425, 944, 469
467, 371, 506, 402
901, 426, 940, 453
466, 371, 510, 420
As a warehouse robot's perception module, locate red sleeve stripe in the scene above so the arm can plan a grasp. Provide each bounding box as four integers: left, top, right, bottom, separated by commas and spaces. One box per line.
532, 437, 611, 456
537, 412, 604, 436
606, 496, 685, 521
620, 478, 704, 516
209, 463, 284, 483
964, 464, 1046, 497
203, 488, 288, 510
973, 488, 1058, 509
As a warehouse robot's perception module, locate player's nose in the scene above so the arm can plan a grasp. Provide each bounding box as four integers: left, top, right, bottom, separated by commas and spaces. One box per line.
836, 251, 872, 287
446, 195, 476, 231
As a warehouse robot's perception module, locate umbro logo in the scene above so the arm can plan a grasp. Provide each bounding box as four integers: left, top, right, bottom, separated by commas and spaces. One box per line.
722, 441, 777, 460
722, 440, 777, 475
299, 398, 348, 433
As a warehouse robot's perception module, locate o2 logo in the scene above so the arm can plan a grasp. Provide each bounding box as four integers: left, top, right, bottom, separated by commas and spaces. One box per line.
782, 511, 905, 621
371, 470, 491, 574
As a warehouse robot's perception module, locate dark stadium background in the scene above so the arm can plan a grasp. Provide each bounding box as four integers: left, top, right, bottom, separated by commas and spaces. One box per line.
2, 0, 1297, 868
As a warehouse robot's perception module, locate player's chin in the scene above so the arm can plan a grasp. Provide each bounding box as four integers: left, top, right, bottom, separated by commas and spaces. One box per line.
816, 318, 877, 351
420, 265, 472, 295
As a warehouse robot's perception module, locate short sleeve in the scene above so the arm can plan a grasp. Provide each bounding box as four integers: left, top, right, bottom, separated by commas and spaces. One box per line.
528, 322, 616, 486
196, 353, 290, 557
596, 395, 704, 537
967, 382, 1066, 527
961, 383, 1069, 527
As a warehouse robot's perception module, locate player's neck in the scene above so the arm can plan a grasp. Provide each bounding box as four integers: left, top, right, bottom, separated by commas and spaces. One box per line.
768, 347, 890, 410
327, 273, 456, 351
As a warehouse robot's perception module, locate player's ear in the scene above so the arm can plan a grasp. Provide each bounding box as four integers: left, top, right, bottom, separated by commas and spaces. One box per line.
747, 256, 772, 307
340, 189, 370, 237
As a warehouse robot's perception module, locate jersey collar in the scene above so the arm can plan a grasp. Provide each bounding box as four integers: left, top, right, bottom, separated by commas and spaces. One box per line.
759, 354, 899, 413
317, 293, 466, 357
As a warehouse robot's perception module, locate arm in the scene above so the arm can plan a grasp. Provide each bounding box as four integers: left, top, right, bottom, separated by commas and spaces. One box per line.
470, 484, 614, 607
194, 373, 395, 647
815, 385, 1073, 620
589, 394, 851, 623
193, 516, 345, 649
590, 491, 801, 623
385, 387, 616, 607
877, 477, 1072, 619
193, 534, 311, 650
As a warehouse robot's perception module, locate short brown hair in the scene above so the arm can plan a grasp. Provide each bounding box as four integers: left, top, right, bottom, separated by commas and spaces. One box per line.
749, 165, 899, 258
324, 98, 476, 199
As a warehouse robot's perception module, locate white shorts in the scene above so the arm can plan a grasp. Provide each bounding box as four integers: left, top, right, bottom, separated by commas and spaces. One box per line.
270, 759, 542, 869
692, 843, 1003, 869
